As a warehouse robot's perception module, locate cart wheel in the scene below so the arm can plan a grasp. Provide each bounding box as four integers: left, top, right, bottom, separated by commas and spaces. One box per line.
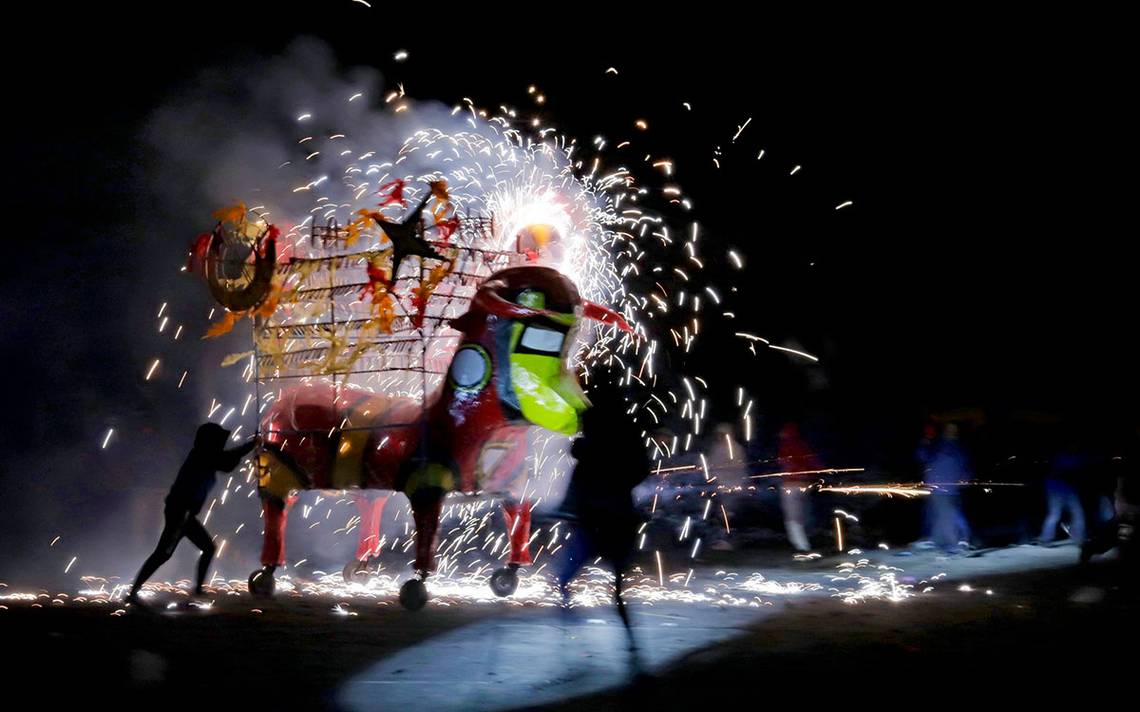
399, 578, 428, 611
490, 567, 519, 597
248, 567, 275, 598
342, 559, 371, 584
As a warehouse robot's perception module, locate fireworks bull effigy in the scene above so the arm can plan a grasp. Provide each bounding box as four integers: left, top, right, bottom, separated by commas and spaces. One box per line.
254, 266, 630, 608
192, 193, 631, 610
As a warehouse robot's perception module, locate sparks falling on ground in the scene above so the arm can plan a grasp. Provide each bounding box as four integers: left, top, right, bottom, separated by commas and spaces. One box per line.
6, 546, 937, 617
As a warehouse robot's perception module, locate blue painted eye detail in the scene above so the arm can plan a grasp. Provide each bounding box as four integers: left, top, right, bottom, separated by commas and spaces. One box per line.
450, 345, 491, 391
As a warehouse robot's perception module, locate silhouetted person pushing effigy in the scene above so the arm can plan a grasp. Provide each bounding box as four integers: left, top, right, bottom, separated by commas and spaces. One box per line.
557, 385, 649, 640
128, 423, 258, 605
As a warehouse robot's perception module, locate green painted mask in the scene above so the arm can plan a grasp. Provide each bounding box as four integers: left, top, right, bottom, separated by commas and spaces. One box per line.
507, 290, 590, 434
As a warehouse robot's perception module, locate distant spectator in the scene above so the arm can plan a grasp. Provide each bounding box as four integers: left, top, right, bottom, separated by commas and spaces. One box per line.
777, 422, 818, 552
918, 423, 972, 553
1038, 445, 1086, 544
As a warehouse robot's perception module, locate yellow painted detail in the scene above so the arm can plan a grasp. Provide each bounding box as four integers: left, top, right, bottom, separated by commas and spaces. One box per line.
258, 452, 305, 501
404, 462, 456, 495
332, 430, 369, 489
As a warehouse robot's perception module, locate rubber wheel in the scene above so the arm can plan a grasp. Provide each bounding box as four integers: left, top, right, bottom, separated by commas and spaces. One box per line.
342, 560, 371, 584
248, 568, 275, 598
399, 578, 428, 611
490, 567, 519, 597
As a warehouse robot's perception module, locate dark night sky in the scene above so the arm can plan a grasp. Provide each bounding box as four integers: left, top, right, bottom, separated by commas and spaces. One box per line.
0, 5, 1130, 559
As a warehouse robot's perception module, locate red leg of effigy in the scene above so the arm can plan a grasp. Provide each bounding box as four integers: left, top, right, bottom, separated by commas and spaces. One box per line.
502, 500, 533, 566
370, 495, 389, 558
260, 496, 295, 568
353, 493, 389, 561
410, 490, 444, 575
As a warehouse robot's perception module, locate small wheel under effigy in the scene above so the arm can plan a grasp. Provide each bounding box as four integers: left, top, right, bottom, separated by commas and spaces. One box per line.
342, 559, 372, 584
248, 567, 276, 598
489, 566, 519, 597
399, 578, 428, 611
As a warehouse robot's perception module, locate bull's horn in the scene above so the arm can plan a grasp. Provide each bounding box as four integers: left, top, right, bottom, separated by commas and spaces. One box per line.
582, 300, 634, 334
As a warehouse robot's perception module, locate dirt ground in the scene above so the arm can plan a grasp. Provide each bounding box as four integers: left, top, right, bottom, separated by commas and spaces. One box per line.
3, 550, 1136, 709
547, 564, 1138, 710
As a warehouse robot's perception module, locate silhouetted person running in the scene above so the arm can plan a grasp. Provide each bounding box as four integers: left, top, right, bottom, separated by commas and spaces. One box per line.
557, 386, 649, 638
128, 423, 257, 604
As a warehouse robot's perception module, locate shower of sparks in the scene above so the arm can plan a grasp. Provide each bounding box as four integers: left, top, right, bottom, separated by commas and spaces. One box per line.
767, 344, 819, 362
748, 467, 866, 480
819, 484, 932, 498
26, 44, 943, 624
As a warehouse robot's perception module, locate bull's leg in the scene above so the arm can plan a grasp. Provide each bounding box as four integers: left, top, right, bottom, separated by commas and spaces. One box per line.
490, 499, 532, 598
354, 493, 390, 562
344, 493, 390, 583
409, 487, 445, 576
250, 494, 294, 597
502, 499, 534, 566
400, 487, 444, 611
260, 495, 293, 568
354, 495, 377, 562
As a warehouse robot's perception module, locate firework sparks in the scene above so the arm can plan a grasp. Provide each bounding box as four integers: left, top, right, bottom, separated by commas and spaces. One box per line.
66, 42, 888, 624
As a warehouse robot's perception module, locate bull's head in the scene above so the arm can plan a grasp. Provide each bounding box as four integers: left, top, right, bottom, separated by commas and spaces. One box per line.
445, 265, 631, 436
196, 214, 278, 313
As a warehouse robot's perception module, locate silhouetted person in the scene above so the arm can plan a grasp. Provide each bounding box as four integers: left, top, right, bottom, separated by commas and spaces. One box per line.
558, 387, 649, 638
1082, 432, 1140, 568
708, 423, 746, 551
128, 423, 257, 604
1039, 446, 1087, 544
918, 423, 972, 552
777, 422, 817, 552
